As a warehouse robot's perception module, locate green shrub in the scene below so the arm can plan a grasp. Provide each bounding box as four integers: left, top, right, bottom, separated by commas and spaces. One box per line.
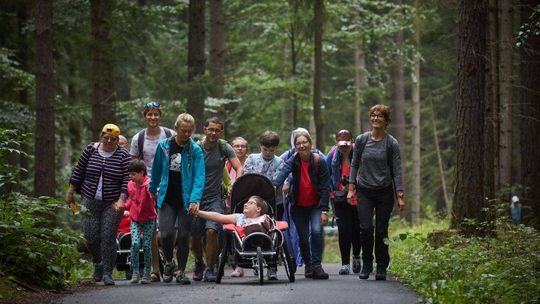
0, 193, 83, 288
390, 218, 540, 304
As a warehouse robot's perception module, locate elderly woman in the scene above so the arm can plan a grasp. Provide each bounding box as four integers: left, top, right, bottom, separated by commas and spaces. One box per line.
65, 123, 131, 286
273, 131, 330, 280
347, 104, 406, 281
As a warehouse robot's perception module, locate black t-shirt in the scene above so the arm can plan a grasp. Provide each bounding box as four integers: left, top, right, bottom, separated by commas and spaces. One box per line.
164, 138, 183, 207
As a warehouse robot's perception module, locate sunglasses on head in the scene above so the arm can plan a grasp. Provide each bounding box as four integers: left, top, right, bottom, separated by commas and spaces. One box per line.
145, 101, 160, 108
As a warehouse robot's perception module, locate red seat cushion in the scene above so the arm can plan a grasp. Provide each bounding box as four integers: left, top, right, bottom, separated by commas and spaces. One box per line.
224, 224, 245, 238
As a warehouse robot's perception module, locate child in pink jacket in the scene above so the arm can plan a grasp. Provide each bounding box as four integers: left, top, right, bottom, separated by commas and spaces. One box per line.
126, 159, 157, 284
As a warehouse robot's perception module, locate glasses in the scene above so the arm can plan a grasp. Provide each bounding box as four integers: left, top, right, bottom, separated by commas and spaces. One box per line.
370, 113, 385, 119
206, 127, 222, 134
295, 140, 310, 147
145, 101, 160, 108
233, 144, 247, 149
103, 136, 118, 142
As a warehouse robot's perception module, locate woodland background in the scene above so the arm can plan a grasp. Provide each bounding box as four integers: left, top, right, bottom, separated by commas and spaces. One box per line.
0, 0, 540, 301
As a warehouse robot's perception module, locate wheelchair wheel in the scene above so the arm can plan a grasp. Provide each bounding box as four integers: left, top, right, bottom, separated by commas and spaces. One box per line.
281, 239, 295, 282
257, 246, 264, 285
216, 234, 230, 284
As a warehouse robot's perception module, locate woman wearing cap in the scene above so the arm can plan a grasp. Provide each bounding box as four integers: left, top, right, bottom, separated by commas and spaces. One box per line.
65, 123, 131, 286
347, 104, 405, 281
326, 129, 361, 275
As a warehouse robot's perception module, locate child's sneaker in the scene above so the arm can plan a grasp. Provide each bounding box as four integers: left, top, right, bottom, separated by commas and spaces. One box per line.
130, 272, 141, 284
267, 268, 278, 280
176, 270, 191, 285
230, 267, 244, 277
192, 260, 205, 281
163, 262, 176, 283
103, 273, 115, 286
339, 264, 350, 275
93, 263, 103, 282
141, 272, 151, 284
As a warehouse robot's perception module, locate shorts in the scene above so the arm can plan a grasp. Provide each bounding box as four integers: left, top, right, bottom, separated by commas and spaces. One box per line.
192, 196, 223, 238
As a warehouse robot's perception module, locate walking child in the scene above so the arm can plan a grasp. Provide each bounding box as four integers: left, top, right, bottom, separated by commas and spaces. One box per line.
126, 159, 157, 284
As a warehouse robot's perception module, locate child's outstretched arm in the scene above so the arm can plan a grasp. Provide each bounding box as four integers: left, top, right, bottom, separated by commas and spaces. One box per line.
194, 209, 238, 225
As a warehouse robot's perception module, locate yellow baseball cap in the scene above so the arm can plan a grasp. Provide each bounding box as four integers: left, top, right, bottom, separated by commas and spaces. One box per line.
101, 123, 120, 137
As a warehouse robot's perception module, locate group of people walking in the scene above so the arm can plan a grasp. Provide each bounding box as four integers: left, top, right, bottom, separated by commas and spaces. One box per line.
65, 101, 405, 286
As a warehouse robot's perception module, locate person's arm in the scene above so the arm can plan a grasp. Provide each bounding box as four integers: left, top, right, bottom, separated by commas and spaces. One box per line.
188, 142, 206, 214
273, 155, 293, 187
347, 136, 363, 204
194, 209, 238, 225
66, 144, 93, 205
390, 138, 405, 211
149, 141, 165, 195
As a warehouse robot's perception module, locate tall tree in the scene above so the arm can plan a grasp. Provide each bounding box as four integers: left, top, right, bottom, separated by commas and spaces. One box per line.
354, 39, 368, 134
498, 0, 513, 191
520, 0, 540, 228
209, 0, 224, 99
411, 0, 421, 225
451, 0, 487, 235
90, 0, 115, 139
34, 0, 55, 196
486, 0, 499, 194
312, 0, 324, 147
390, 0, 407, 203
187, 0, 206, 131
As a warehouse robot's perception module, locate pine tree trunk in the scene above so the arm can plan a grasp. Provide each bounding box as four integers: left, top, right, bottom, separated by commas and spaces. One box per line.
34, 0, 55, 196
90, 0, 115, 140
411, 0, 421, 225
429, 96, 449, 213
520, 0, 540, 228
287, 0, 300, 128
187, 0, 206, 132
451, 0, 487, 235
312, 0, 324, 147
209, 0, 224, 99
354, 45, 367, 135
487, 0, 500, 194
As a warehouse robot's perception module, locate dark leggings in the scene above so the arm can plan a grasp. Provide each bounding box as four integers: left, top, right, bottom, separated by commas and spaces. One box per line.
158, 200, 194, 272
333, 200, 361, 265
356, 185, 394, 269
81, 196, 122, 274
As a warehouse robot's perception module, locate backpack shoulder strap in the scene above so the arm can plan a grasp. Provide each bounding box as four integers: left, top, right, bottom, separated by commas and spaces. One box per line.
164, 127, 172, 138
312, 152, 321, 175
137, 129, 145, 160
218, 139, 229, 160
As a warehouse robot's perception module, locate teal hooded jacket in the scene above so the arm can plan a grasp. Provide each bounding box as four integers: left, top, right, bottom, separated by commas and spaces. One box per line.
149, 137, 205, 210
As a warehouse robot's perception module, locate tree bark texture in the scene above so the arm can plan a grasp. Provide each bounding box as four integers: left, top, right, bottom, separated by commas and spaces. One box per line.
90, 0, 115, 140
429, 96, 449, 212
209, 0, 224, 99
451, 0, 487, 235
34, 0, 55, 196
354, 46, 367, 135
411, 0, 421, 225
497, 0, 513, 191
312, 0, 324, 148
520, 0, 540, 228
486, 0, 499, 194
187, 0, 206, 132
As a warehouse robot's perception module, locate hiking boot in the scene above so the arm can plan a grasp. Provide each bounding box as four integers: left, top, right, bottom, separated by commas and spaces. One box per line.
93, 263, 103, 282
103, 273, 115, 286
176, 270, 191, 285
130, 272, 141, 284
150, 272, 160, 282
141, 272, 151, 284
163, 262, 176, 283
231, 267, 244, 277
192, 260, 205, 281
312, 266, 329, 280
359, 261, 373, 280
339, 264, 350, 275
203, 267, 217, 282
267, 268, 278, 280
304, 264, 313, 278
375, 267, 387, 281
352, 257, 361, 274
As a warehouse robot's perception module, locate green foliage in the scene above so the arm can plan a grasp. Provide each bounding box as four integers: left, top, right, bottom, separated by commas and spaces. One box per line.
390, 217, 540, 303
0, 128, 29, 190
0, 193, 82, 288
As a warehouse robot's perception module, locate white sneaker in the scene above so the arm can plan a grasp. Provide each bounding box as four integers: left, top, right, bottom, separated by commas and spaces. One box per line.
130, 272, 141, 284
231, 267, 244, 277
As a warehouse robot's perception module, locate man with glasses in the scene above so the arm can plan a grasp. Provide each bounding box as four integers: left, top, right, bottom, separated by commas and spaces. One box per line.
129, 101, 175, 282
191, 117, 243, 282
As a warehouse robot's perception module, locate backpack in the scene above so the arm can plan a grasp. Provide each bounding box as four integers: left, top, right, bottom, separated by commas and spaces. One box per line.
137, 127, 172, 160
242, 214, 275, 236
198, 138, 229, 162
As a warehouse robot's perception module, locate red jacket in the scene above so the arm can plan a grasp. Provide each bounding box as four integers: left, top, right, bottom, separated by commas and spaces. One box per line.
126, 176, 157, 222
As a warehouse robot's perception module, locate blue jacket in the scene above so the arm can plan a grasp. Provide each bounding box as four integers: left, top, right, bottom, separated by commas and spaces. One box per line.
273, 151, 330, 211
326, 147, 353, 191
149, 137, 206, 210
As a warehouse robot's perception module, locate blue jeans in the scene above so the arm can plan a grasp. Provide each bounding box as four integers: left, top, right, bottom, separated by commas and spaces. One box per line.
291, 205, 323, 267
